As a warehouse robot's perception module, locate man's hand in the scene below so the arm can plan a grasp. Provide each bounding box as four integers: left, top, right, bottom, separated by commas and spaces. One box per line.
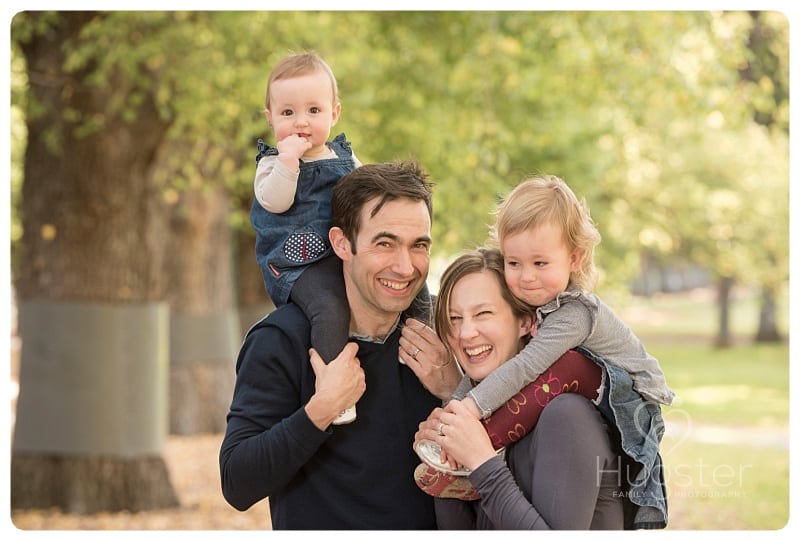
400, 318, 461, 400
305, 342, 365, 430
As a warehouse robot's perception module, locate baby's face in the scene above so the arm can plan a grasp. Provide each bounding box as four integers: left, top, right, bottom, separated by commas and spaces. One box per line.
266, 70, 340, 156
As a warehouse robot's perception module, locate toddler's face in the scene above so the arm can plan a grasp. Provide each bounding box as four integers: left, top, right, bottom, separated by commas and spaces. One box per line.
501, 223, 579, 307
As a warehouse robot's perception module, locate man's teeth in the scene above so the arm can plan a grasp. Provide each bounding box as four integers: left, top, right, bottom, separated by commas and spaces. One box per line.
466, 345, 492, 356
380, 279, 408, 290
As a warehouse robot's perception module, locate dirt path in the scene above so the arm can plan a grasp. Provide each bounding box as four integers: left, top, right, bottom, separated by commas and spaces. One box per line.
11, 433, 270, 530
665, 421, 788, 449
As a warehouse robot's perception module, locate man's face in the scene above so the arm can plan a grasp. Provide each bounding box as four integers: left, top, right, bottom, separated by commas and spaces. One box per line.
338, 198, 432, 322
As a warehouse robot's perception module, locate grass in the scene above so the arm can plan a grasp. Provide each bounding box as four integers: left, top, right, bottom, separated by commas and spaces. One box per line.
662, 439, 789, 529
653, 343, 789, 427
617, 287, 790, 530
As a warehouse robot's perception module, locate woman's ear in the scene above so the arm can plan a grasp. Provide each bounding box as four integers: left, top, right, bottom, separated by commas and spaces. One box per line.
519, 314, 536, 339
329, 227, 352, 261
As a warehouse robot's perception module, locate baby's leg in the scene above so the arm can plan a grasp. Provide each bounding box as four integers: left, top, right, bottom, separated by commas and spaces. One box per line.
406, 282, 433, 325
291, 256, 354, 424
290, 256, 350, 363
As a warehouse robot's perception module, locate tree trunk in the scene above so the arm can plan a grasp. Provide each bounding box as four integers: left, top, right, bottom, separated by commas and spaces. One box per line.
165, 179, 237, 435
714, 275, 735, 348
11, 454, 177, 514
12, 12, 178, 512
755, 284, 782, 342
234, 196, 275, 337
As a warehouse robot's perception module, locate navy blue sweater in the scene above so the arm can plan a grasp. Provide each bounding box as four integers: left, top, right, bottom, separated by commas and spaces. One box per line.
220, 304, 439, 529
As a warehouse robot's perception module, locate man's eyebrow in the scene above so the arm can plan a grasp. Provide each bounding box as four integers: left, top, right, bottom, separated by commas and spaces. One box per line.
370, 232, 432, 244
370, 231, 399, 243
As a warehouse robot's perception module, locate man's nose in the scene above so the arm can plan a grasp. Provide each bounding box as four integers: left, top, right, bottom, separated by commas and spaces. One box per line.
392, 249, 415, 276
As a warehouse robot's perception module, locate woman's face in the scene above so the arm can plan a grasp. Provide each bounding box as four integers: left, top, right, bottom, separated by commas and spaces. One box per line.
445, 270, 531, 382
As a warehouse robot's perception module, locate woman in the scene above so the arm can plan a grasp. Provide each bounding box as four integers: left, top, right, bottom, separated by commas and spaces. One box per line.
414, 248, 668, 529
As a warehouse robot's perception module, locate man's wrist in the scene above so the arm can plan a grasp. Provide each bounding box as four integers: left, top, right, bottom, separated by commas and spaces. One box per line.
304, 395, 336, 430
430, 363, 461, 400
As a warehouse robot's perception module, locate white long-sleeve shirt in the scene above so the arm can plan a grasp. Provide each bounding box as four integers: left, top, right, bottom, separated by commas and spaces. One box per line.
254, 150, 362, 214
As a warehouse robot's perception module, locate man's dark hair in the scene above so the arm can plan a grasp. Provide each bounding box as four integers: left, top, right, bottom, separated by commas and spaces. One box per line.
331, 160, 434, 253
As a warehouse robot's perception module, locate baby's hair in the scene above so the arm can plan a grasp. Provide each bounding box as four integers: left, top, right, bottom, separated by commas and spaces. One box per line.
265, 51, 339, 110
491, 174, 601, 292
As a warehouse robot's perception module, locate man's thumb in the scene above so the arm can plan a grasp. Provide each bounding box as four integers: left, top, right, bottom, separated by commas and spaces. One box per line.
341, 341, 359, 357
308, 347, 324, 376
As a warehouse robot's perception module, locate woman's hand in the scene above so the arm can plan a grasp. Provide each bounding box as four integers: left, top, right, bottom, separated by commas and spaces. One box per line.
399, 318, 461, 400
436, 399, 497, 471
414, 407, 460, 470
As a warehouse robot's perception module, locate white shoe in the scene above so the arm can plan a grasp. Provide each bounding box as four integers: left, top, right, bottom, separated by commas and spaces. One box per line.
414, 439, 471, 476
332, 405, 357, 425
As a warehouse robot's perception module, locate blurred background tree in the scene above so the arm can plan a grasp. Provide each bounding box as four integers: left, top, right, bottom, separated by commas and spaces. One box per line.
9, 10, 789, 513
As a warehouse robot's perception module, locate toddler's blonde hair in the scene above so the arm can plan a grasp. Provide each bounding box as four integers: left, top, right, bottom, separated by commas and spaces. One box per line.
492, 174, 601, 292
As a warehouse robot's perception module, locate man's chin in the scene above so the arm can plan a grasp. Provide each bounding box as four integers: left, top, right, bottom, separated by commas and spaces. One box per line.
380, 292, 418, 314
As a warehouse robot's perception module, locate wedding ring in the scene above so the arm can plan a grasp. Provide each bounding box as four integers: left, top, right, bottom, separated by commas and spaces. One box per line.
437, 422, 445, 436
412, 347, 421, 360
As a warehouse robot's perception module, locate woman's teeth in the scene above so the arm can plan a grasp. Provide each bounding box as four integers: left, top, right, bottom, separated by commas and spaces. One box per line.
465, 345, 492, 357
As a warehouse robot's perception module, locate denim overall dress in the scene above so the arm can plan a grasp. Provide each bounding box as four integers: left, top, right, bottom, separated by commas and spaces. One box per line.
250, 133, 357, 306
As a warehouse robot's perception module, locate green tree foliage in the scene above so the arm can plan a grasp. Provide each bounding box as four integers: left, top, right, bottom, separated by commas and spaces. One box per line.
11, 10, 788, 316
11, 10, 789, 515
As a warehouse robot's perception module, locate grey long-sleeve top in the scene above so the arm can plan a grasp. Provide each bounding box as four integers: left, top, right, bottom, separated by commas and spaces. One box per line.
467, 287, 675, 418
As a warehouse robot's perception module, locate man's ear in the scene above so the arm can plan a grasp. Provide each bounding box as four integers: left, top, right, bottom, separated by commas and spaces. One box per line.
329, 227, 352, 261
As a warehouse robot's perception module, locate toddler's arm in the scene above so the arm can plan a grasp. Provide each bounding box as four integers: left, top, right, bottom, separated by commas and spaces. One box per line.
467, 301, 591, 418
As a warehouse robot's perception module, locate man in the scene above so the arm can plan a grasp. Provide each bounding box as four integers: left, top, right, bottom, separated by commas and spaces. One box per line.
220, 160, 462, 529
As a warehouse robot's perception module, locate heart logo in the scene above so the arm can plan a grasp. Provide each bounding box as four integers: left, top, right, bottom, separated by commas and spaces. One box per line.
657, 404, 693, 457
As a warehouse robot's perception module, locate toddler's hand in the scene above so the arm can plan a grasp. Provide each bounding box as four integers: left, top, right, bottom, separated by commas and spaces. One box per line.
458, 397, 482, 420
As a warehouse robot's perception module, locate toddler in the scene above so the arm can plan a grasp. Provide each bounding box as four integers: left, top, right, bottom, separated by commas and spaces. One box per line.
415, 174, 673, 497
